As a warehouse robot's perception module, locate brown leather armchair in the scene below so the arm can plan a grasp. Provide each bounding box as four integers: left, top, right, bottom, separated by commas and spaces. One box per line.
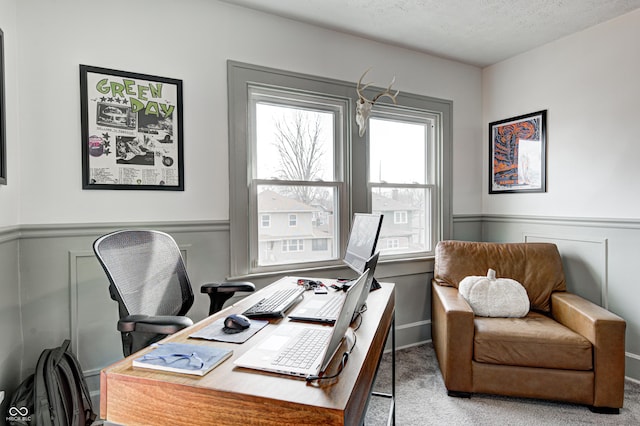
431, 240, 626, 413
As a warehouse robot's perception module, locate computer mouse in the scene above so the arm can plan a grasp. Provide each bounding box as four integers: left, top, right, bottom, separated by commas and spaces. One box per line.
223, 314, 251, 334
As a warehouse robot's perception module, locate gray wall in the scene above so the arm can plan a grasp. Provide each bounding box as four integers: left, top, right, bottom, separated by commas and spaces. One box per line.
0, 229, 21, 407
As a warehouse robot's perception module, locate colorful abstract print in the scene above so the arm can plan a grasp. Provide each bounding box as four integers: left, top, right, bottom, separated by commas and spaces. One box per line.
492, 117, 540, 188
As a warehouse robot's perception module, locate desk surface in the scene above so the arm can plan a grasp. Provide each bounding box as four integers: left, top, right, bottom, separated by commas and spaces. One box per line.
100, 277, 395, 426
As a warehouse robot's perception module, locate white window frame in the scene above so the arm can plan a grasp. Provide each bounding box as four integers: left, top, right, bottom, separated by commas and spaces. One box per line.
261, 214, 271, 228
227, 61, 452, 278
288, 214, 298, 227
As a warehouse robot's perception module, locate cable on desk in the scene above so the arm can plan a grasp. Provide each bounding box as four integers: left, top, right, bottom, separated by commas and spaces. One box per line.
306, 325, 358, 383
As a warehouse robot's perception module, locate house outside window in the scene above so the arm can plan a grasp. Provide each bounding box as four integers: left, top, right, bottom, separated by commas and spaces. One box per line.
312, 239, 329, 251
227, 61, 452, 277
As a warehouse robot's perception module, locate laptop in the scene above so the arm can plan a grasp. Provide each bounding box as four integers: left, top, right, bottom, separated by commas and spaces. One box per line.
233, 269, 368, 378
288, 252, 379, 324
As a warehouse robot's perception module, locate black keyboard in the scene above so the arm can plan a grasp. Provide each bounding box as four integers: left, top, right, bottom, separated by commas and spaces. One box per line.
243, 287, 305, 318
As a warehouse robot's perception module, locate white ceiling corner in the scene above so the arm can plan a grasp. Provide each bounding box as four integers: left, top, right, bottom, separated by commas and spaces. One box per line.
218, 0, 640, 67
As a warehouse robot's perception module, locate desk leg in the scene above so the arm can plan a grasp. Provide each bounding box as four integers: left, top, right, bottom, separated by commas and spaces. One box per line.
370, 312, 395, 426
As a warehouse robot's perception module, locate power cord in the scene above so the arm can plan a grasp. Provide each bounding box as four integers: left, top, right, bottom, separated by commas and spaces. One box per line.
306, 325, 358, 382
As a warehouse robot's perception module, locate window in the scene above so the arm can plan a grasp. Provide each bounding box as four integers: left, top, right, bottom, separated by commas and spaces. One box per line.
369, 108, 438, 256
394, 211, 408, 224
386, 239, 400, 249
228, 61, 452, 277
282, 239, 304, 252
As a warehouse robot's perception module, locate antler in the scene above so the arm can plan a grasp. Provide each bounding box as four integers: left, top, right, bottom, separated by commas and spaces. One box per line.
356, 68, 374, 102
372, 76, 399, 104
355, 69, 400, 136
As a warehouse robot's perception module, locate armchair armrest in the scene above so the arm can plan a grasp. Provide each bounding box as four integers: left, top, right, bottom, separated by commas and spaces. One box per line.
200, 281, 256, 315
431, 280, 475, 394
117, 314, 193, 334
552, 292, 626, 409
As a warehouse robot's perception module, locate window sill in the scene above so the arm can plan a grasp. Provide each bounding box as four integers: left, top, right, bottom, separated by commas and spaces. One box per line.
228, 255, 434, 282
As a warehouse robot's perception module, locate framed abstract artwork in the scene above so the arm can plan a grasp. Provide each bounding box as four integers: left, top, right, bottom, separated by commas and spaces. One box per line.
489, 110, 547, 194
79, 65, 184, 190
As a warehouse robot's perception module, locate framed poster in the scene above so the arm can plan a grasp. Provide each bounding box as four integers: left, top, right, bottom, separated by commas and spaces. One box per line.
0, 28, 6, 185
489, 110, 546, 194
80, 65, 183, 190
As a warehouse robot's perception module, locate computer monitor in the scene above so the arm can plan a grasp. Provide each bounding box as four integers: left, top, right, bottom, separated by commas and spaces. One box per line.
343, 213, 383, 289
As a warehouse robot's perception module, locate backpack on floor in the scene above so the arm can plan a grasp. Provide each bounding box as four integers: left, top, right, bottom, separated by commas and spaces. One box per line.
7, 339, 96, 426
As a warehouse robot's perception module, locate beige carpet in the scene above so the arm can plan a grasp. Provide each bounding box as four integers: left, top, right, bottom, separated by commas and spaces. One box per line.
365, 343, 640, 425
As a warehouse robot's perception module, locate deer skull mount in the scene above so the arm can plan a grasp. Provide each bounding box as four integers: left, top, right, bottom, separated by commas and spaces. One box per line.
356, 69, 399, 137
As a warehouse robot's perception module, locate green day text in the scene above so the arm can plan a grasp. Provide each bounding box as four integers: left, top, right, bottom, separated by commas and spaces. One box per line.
95, 78, 175, 117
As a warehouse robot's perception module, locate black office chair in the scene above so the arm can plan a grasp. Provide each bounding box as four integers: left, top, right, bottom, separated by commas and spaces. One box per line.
93, 229, 255, 357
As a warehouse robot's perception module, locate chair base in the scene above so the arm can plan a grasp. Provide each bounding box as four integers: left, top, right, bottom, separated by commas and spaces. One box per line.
447, 390, 472, 398
588, 406, 620, 414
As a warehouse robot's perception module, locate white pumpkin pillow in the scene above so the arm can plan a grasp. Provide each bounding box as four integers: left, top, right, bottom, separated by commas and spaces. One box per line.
459, 269, 530, 317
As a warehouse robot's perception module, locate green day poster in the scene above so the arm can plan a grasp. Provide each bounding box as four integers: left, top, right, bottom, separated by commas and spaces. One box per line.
80, 65, 184, 190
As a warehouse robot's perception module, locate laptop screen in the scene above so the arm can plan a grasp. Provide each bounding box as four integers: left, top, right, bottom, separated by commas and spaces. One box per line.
343, 213, 383, 273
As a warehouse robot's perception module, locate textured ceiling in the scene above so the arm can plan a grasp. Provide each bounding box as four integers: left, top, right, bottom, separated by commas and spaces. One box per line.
219, 0, 640, 67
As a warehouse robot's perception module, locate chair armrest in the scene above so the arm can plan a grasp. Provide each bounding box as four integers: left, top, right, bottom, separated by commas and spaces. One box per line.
552, 292, 626, 409
200, 281, 255, 294
117, 315, 193, 334
431, 280, 475, 393
200, 281, 256, 315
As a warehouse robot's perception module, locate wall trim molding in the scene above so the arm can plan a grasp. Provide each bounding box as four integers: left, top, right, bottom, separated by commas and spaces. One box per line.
452, 214, 483, 223
0, 220, 229, 240
480, 214, 640, 229
4, 214, 639, 240
0, 225, 20, 243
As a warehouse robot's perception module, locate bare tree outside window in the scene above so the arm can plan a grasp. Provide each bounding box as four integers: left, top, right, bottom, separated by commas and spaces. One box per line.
273, 111, 326, 205
254, 100, 339, 267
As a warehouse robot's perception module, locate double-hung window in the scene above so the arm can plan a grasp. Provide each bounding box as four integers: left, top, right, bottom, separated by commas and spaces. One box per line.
228, 61, 452, 278
249, 86, 345, 268
369, 107, 439, 256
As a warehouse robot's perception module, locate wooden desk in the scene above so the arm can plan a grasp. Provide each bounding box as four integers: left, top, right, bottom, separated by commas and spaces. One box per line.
100, 278, 395, 426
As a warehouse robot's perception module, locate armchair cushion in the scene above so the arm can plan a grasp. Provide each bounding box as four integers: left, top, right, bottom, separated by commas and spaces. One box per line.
474, 312, 593, 370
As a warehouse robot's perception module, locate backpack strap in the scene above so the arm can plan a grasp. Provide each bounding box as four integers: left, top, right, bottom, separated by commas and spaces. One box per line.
33, 348, 54, 426
63, 349, 97, 425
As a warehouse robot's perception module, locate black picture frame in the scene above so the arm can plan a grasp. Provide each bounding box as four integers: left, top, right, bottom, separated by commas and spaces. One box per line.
79, 65, 184, 190
489, 110, 547, 194
0, 28, 6, 185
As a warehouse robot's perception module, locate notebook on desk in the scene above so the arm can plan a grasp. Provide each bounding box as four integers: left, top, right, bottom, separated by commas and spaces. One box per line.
288, 252, 379, 324
233, 269, 368, 378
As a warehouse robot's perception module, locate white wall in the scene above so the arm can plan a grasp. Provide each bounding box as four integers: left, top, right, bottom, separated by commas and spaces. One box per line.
0, 0, 20, 228
14, 0, 482, 225
482, 9, 640, 219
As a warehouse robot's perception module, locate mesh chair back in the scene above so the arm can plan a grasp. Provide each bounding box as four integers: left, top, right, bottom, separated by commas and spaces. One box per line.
94, 230, 194, 318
